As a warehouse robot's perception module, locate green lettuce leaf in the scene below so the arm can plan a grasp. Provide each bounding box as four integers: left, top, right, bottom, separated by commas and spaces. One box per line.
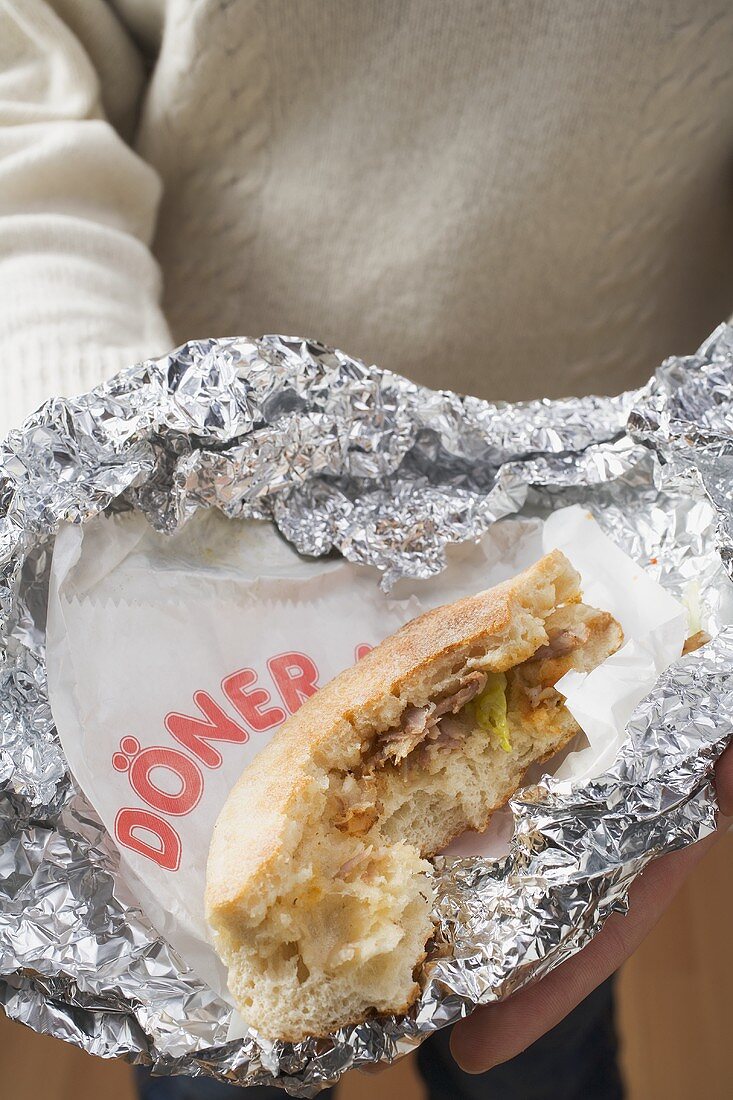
471, 671, 511, 752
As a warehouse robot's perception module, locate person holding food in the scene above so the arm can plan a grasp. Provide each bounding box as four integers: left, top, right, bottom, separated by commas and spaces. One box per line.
1, 3, 732, 1099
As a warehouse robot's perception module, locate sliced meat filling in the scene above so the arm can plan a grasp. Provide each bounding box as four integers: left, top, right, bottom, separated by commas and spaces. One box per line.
337, 603, 623, 833
530, 622, 590, 661
433, 670, 488, 716
369, 670, 488, 769
369, 606, 621, 770
510, 606, 622, 713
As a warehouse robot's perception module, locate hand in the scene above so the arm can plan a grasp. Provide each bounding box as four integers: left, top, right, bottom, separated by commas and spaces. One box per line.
450, 743, 733, 1074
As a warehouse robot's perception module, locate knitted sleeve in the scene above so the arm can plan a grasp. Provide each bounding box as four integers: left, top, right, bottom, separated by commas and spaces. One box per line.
0, 0, 172, 437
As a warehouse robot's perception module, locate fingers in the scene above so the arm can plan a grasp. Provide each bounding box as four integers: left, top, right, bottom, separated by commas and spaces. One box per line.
450, 821, 726, 1074
714, 741, 733, 816
450, 740, 733, 1075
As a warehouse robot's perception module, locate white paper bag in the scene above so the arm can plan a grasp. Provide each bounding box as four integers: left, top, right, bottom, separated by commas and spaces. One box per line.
46, 505, 687, 1009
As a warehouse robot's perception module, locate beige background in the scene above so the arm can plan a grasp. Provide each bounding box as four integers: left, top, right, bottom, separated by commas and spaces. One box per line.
0, 833, 730, 1100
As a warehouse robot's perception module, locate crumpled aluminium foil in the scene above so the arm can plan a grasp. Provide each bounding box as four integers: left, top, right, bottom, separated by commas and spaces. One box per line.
1, 329, 732, 1095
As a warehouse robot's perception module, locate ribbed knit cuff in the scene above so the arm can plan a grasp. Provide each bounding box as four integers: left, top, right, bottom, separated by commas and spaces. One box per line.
0, 340, 170, 439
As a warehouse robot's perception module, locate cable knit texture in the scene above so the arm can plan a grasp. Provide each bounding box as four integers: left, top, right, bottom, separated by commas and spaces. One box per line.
1, 0, 733, 438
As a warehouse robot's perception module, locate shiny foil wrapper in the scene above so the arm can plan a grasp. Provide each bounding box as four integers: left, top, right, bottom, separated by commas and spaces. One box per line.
1, 328, 732, 1095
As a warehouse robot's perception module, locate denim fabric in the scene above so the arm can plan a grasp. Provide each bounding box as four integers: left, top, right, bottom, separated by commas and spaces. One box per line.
135, 978, 622, 1100
134, 1068, 336, 1099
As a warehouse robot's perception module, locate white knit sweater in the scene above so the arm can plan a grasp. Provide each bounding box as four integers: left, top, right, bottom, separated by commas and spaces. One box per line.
1, 0, 733, 438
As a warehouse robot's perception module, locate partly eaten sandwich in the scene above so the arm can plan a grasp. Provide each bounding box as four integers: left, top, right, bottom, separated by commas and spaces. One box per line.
205, 550, 623, 1041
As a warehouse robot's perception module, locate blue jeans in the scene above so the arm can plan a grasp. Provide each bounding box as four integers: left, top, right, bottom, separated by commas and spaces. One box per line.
135, 977, 623, 1099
